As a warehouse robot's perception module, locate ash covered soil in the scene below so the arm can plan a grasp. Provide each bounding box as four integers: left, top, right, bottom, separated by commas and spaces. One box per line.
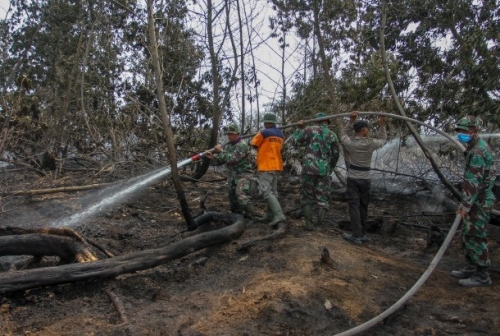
1, 169, 500, 336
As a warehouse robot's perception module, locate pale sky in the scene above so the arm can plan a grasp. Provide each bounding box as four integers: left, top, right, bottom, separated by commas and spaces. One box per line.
0, 0, 8, 18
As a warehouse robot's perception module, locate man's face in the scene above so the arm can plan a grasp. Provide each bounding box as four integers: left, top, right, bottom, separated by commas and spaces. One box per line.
227, 133, 239, 141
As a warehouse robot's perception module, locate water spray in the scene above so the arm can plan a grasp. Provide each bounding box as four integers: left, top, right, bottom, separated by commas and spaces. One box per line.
54, 155, 209, 228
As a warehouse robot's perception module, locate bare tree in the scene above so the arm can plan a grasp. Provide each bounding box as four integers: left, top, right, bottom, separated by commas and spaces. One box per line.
192, 0, 239, 179
147, 0, 196, 229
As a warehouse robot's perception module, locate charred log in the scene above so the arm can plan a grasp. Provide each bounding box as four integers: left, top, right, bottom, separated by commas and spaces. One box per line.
0, 212, 245, 294
0, 233, 97, 263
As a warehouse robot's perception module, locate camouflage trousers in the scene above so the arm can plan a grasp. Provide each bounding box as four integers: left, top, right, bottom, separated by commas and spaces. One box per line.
256, 171, 279, 200
300, 174, 331, 209
461, 197, 493, 267
228, 172, 256, 212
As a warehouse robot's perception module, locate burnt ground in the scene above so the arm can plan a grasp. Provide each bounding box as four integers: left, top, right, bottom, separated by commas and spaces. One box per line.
0, 168, 500, 336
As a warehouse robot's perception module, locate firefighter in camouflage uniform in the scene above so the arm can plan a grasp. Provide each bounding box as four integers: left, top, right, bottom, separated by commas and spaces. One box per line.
292, 113, 340, 230
205, 124, 256, 219
451, 116, 496, 287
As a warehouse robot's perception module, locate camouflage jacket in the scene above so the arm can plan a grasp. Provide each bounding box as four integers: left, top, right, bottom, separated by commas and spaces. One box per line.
460, 137, 497, 212
292, 124, 340, 175
212, 137, 253, 175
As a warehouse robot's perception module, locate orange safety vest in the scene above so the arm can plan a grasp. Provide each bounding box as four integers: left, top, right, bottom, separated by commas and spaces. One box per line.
250, 126, 284, 171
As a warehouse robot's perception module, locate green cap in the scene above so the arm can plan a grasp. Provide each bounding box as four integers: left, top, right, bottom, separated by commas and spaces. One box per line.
315, 112, 330, 123
225, 124, 240, 134
455, 116, 480, 131
262, 113, 277, 124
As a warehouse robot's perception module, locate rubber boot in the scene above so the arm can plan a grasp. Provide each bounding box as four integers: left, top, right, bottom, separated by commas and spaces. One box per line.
316, 207, 327, 226
302, 204, 313, 231
450, 262, 476, 279
459, 266, 492, 287
267, 195, 286, 227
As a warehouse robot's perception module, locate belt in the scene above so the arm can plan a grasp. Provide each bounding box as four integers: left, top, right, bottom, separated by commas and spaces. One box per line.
349, 164, 370, 172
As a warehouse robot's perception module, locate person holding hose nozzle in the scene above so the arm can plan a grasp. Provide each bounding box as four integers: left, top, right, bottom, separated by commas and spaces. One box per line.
451, 116, 496, 287
341, 111, 387, 245
204, 124, 256, 219
291, 112, 340, 230
250, 113, 287, 227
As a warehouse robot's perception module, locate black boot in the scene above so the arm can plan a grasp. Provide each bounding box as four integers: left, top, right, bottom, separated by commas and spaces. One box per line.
458, 266, 492, 287
450, 263, 476, 279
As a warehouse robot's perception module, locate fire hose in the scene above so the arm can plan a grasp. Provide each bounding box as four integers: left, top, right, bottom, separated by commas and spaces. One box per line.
334, 214, 462, 336
180, 112, 468, 335
183, 111, 465, 166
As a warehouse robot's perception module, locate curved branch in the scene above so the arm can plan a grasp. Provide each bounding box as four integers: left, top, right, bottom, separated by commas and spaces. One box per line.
379, 1, 461, 200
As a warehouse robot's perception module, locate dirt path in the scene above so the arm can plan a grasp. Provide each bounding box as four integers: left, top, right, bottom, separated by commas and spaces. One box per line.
0, 172, 499, 336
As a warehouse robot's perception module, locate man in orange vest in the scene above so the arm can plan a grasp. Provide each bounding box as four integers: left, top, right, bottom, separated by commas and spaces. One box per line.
250, 113, 286, 226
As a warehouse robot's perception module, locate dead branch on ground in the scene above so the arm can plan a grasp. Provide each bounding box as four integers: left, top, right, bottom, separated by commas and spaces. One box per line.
4, 183, 113, 196
105, 289, 129, 324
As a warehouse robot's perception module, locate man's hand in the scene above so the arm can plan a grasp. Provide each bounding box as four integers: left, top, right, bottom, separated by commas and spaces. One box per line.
349, 111, 359, 124
297, 120, 305, 129
214, 144, 223, 153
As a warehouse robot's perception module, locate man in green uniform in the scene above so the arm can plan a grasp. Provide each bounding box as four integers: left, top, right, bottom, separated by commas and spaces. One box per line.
205, 124, 255, 218
292, 112, 340, 230
451, 116, 496, 287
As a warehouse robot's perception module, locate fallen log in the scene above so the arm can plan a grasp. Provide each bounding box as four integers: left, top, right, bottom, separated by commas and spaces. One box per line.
0, 226, 112, 259
0, 212, 245, 294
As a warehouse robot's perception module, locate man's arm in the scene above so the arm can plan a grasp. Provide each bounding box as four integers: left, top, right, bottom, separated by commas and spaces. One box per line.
341, 111, 358, 142
250, 132, 263, 149
370, 115, 388, 149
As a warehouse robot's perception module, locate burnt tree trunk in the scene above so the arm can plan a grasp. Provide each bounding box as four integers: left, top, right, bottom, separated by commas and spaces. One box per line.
147, 0, 196, 230
0, 213, 245, 294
